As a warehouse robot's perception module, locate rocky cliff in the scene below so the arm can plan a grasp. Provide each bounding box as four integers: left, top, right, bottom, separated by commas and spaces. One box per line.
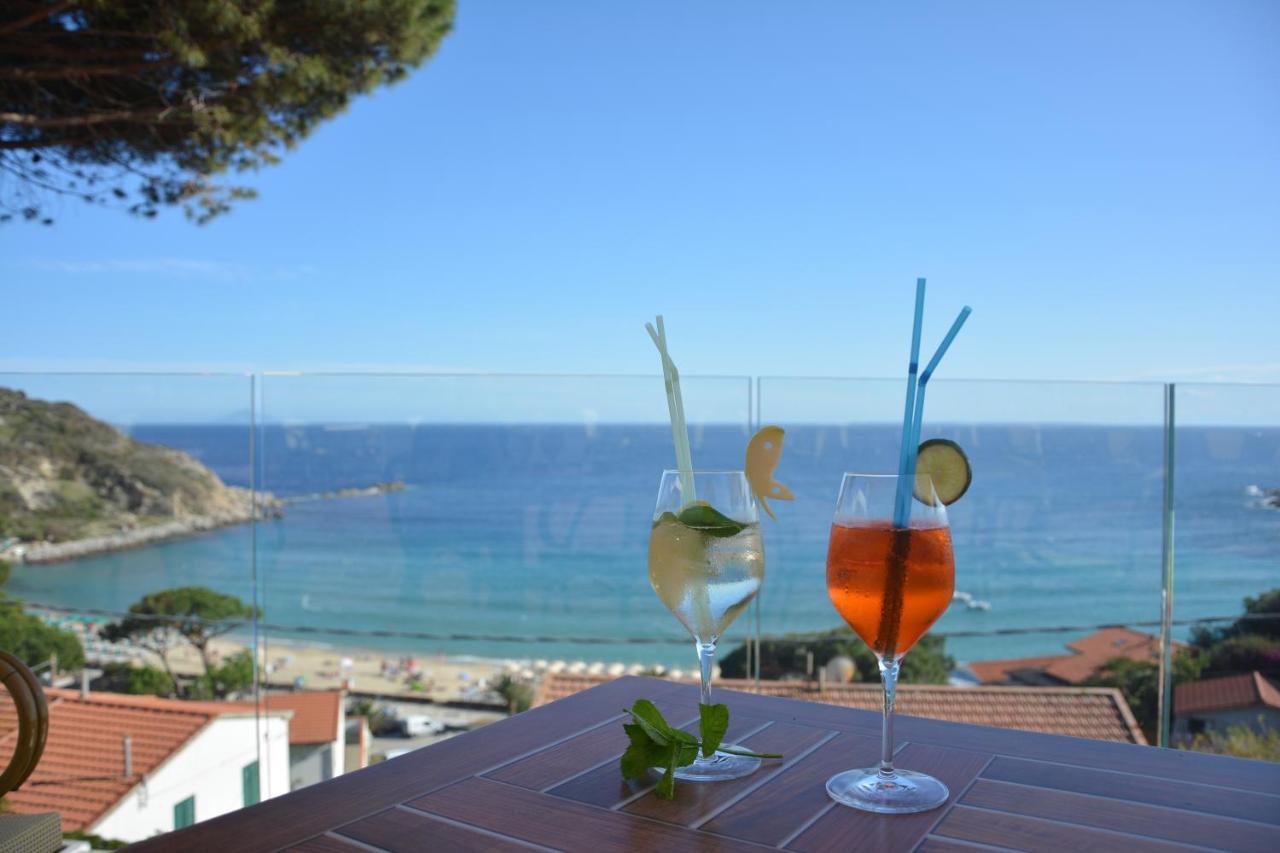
0, 387, 261, 557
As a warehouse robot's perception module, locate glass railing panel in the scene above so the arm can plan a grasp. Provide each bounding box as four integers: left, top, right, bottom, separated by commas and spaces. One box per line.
756, 377, 1167, 744
254, 373, 753, 761
1172, 382, 1280, 761
0, 373, 267, 843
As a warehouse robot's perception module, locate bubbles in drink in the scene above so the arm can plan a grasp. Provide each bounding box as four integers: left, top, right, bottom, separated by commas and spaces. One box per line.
648, 514, 764, 642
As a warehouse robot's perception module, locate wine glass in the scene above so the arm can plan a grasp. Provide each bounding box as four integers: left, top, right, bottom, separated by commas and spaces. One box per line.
648, 469, 765, 781
824, 473, 955, 813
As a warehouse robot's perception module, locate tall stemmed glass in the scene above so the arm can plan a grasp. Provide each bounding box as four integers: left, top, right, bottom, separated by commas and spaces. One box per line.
825, 473, 955, 813
648, 469, 765, 781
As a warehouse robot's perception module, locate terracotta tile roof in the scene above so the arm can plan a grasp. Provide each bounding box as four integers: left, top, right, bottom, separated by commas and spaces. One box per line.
968, 628, 1176, 686
966, 655, 1068, 685
535, 674, 1146, 745
1174, 672, 1280, 717
0, 688, 269, 831
263, 690, 343, 745
1046, 628, 1170, 683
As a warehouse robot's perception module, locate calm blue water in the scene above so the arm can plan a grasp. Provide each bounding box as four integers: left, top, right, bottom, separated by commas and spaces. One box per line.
8, 424, 1279, 666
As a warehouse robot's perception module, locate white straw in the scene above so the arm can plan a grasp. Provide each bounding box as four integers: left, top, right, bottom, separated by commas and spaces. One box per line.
646, 316, 696, 506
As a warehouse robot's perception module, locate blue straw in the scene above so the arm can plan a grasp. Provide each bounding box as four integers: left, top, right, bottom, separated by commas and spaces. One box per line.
904, 306, 973, 503
892, 279, 927, 527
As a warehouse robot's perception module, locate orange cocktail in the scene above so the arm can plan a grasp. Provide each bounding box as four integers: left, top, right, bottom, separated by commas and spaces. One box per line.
826, 521, 954, 658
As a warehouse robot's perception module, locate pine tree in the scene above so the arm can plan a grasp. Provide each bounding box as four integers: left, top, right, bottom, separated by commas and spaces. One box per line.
1, 0, 454, 223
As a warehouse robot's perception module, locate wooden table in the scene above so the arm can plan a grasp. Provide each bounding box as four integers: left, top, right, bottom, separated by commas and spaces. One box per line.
138, 676, 1279, 852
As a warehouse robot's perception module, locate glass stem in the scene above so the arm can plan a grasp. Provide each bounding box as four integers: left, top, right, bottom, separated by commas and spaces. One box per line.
696, 640, 716, 707
878, 656, 899, 778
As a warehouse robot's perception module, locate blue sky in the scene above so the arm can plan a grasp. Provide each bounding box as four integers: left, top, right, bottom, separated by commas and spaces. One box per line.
2, 1, 1278, 392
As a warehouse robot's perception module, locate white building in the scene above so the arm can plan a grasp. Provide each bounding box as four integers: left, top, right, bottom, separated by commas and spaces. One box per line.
262, 689, 347, 789
1, 688, 291, 844
1173, 671, 1280, 745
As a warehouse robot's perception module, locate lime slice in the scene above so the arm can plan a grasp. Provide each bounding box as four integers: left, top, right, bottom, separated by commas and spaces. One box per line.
914, 439, 972, 506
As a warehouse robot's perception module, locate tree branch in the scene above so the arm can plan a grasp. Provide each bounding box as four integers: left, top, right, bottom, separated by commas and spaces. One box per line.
0, 63, 156, 81
0, 1, 78, 36
0, 42, 153, 60
0, 107, 183, 127
0, 137, 90, 149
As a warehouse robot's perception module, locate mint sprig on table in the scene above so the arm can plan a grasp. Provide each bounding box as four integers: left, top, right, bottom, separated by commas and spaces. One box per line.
620, 700, 782, 799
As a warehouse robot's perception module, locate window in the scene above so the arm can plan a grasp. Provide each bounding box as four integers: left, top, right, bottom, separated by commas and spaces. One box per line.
173, 796, 195, 829
242, 760, 260, 806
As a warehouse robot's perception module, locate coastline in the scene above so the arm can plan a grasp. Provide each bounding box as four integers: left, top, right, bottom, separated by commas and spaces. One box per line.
3, 489, 273, 565
2, 481, 406, 566
39, 608, 686, 705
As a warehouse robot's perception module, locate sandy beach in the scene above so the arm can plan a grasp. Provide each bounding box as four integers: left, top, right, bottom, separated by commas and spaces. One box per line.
52, 612, 686, 704
73, 627, 507, 703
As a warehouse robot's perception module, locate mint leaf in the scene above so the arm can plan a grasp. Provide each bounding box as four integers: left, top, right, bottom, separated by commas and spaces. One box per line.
627, 699, 674, 745
621, 696, 782, 800
669, 727, 698, 745
620, 723, 662, 779
675, 504, 747, 538
698, 703, 729, 758
656, 746, 679, 800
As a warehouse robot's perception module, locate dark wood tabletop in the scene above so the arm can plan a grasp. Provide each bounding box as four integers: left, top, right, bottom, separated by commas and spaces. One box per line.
137, 676, 1280, 852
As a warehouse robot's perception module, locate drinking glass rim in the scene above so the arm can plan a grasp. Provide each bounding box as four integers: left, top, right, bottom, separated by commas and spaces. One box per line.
660, 468, 747, 476
839, 472, 932, 480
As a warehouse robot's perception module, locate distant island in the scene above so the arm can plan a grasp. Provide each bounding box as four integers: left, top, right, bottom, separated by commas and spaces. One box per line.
0, 387, 402, 565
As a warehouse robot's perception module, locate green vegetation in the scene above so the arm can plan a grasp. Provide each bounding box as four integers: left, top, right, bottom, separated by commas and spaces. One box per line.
1201, 635, 1280, 678
1087, 587, 1280, 745
492, 674, 535, 714
1085, 650, 1204, 744
189, 651, 255, 700
0, 388, 251, 543
720, 628, 954, 685
1, 1, 454, 224
1191, 588, 1280, 676
619, 699, 780, 800
1183, 722, 1280, 762
349, 697, 396, 736
100, 662, 176, 697
102, 586, 258, 698
0, 599, 85, 671
0, 558, 84, 670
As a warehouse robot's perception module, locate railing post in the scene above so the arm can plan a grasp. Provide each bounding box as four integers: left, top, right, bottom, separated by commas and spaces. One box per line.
753, 376, 763, 691
249, 373, 265, 785
1156, 383, 1176, 747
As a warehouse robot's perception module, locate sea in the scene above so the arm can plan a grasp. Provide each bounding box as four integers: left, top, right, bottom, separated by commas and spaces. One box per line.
7, 423, 1279, 667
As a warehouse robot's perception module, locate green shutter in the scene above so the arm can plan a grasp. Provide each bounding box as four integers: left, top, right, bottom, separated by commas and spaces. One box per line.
173, 796, 195, 829
242, 760, 260, 806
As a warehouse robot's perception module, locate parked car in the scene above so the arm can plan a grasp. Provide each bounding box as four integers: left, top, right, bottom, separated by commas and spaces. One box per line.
397, 714, 445, 737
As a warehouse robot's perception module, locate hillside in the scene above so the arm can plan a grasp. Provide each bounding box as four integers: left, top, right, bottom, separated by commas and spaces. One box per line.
0, 387, 258, 553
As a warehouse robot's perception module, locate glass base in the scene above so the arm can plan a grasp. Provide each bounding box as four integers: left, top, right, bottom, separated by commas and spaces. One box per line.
659, 745, 761, 782
826, 767, 950, 814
